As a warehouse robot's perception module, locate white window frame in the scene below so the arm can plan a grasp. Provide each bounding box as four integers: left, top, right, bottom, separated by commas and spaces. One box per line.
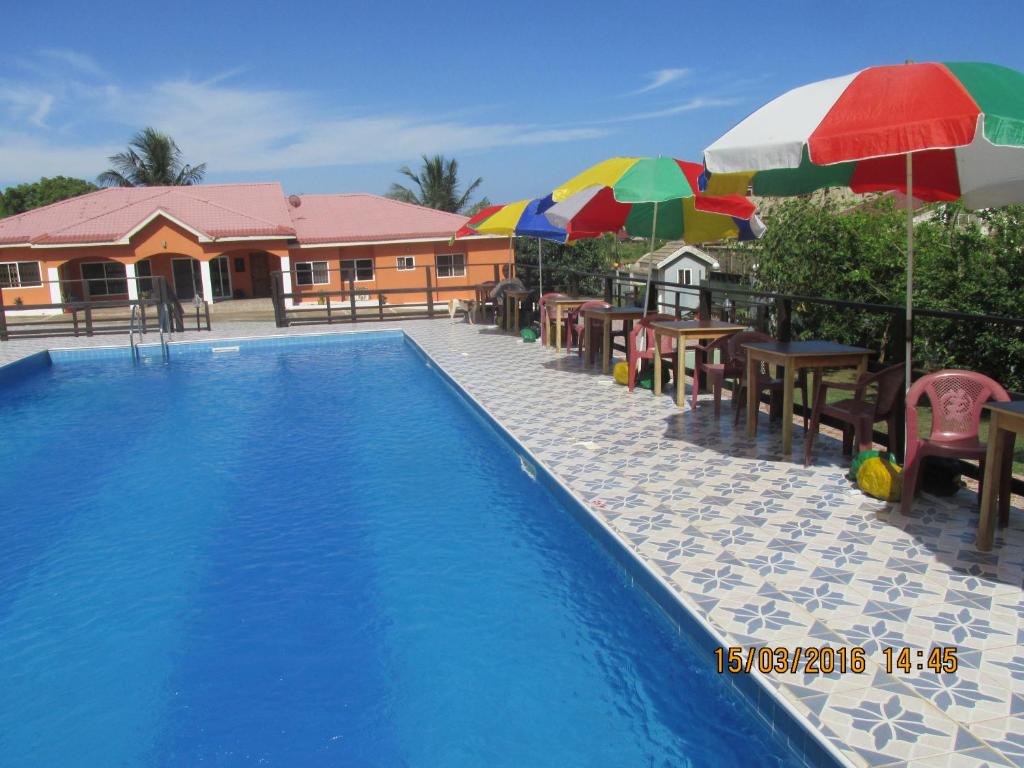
0, 261, 43, 289
435, 253, 466, 279
295, 260, 330, 286
396, 256, 415, 271
681, 268, 693, 286
81, 261, 129, 296
341, 258, 374, 283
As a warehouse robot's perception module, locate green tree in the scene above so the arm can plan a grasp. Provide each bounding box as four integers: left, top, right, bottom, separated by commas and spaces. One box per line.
386, 155, 482, 213
515, 234, 648, 297
0, 176, 98, 217
748, 195, 906, 358
97, 127, 206, 187
748, 195, 1024, 390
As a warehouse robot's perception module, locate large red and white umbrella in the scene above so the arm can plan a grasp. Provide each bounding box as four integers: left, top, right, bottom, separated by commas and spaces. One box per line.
702, 61, 1024, 391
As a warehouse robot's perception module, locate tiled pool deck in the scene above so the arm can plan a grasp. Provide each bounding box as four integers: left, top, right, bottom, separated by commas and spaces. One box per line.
3, 320, 1023, 767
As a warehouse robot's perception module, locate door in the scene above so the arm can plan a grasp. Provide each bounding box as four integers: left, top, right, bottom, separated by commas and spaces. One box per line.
250, 252, 270, 297
172, 258, 199, 300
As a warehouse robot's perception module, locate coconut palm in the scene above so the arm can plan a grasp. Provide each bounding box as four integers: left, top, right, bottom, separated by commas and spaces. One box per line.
97, 128, 206, 187
386, 155, 483, 213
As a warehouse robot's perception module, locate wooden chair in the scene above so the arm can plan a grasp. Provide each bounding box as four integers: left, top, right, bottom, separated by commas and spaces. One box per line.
803, 363, 904, 466
728, 331, 808, 433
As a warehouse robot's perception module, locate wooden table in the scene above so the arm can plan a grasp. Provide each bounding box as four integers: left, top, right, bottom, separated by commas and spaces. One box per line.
474, 283, 496, 323
546, 298, 592, 353
504, 289, 531, 332
976, 400, 1022, 551
651, 320, 747, 407
582, 306, 645, 373
743, 341, 870, 456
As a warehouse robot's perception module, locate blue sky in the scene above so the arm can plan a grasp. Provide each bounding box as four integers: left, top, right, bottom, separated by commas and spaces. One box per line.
2, 0, 1023, 203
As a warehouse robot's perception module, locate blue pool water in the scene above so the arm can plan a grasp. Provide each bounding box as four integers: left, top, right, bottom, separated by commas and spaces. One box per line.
0, 334, 805, 767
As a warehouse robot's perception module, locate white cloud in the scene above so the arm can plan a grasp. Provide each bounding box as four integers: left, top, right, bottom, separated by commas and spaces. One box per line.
37, 49, 107, 78
597, 97, 742, 124
631, 68, 692, 95
0, 85, 56, 127
0, 56, 607, 184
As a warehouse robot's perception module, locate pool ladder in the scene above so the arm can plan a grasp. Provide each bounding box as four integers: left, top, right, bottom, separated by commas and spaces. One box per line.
128, 305, 169, 362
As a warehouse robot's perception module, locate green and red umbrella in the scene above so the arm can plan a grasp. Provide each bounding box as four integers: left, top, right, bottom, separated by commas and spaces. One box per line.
702, 60, 1024, 393
547, 157, 764, 315
544, 184, 763, 242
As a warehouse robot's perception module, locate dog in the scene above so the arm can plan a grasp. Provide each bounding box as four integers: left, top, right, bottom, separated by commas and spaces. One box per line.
448, 298, 477, 323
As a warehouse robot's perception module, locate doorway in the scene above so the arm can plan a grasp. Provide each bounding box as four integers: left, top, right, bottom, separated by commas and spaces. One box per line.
250, 252, 271, 297
172, 257, 231, 301
172, 258, 200, 300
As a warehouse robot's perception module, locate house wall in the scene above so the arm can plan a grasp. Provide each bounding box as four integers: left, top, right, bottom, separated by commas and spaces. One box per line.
288, 238, 510, 306
0, 218, 290, 309
658, 254, 712, 314
0, 246, 51, 307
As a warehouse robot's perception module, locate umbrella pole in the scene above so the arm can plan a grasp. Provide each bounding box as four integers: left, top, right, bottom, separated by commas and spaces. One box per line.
537, 237, 543, 298
905, 153, 914, 396
642, 201, 659, 318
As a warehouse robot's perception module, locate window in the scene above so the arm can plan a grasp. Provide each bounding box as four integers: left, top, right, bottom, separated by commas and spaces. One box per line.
135, 259, 154, 294
436, 253, 465, 278
341, 258, 374, 282
295, 261, 330, 286
396, 256, 415, 271
81, 262, 128, 296
0, 261, 42, 288
210, 256, 231, 299
681, 268, 693, 286
234, 257, 246, 273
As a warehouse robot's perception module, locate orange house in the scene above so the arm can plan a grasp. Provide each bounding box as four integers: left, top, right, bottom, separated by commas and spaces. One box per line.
0, 183, 508, 313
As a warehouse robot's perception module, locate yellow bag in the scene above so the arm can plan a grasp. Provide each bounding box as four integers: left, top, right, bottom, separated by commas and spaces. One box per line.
613, 361, 630, 386
856, 455, 903, 502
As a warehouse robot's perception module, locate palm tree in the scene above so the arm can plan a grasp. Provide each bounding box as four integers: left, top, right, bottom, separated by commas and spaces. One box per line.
386, 155, 483, 213
97, 127, 206, 187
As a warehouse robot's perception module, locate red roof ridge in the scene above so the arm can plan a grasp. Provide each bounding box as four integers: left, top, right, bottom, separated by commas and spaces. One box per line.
293, 192, 469, 222
0, 186, 112, 226
181, 184, 296, 235
31, 187, 174, 242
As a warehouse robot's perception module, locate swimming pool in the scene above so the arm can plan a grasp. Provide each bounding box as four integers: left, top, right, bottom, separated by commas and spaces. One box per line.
0, 332, 815, 766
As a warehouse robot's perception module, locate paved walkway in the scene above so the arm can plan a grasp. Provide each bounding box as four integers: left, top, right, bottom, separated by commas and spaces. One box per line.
3, 319, 1023, 767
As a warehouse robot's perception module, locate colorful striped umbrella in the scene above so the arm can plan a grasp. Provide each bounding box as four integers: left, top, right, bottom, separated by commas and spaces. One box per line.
551, 157, 763, 315
545, 185, 764, 243
702, 61, 1024, 395
456, 195, 566, 242
456, 196, 567, 296
552, 156, 699, 203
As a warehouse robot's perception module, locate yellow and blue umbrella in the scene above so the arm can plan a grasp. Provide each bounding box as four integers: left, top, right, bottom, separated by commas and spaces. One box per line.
457, 195, 566, 295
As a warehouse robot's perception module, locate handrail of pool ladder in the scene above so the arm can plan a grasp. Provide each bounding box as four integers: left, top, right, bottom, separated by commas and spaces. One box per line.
128, 305, 140, 362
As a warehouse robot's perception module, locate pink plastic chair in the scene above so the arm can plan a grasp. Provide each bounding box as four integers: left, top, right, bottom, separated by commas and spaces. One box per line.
538, 292, 568, 347
627, 314, 677, 392
902, 369, 1011, 516
728, 331, 808, 433
567, 300, 611, 361
691, 329, 737, 417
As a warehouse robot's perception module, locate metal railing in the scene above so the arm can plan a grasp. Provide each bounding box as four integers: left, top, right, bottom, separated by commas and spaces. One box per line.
271, 262, 512, 327
0, 276, 207, 340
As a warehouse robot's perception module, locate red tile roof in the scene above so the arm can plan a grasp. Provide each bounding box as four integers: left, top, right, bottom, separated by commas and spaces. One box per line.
0, 185, 471, 248
0, 183, 295, 246
286, 194, 468, 244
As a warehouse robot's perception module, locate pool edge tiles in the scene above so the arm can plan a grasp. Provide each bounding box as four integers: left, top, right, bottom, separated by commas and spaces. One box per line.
0, 350, 51, 386
400, 333, 853, 768
41, 329, 406, 365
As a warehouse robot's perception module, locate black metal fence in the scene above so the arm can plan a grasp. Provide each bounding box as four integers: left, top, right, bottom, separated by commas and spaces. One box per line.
0, 276, 206, 340
271, 262, 510, 327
